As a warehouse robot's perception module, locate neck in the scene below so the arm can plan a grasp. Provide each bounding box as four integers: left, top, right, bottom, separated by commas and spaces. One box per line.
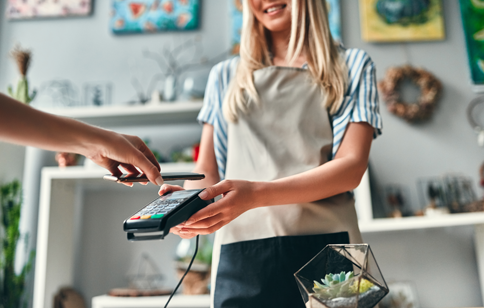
269, 29, 306, 67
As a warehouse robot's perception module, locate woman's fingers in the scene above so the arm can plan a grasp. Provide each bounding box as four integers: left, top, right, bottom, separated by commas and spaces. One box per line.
198, 180, 233, 200
119, 134, 163, 186
158, 184, 185, 195
185, 200, 225, 225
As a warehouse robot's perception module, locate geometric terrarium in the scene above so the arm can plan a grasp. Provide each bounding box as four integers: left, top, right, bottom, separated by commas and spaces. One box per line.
294, 244, 389, 308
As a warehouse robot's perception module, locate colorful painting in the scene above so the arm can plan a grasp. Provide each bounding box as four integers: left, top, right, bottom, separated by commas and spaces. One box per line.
359, 0, 445, 42
111, 0, 199, 34
229, 0, 342, 55
6, 0, 92, 19
460, 0, 484, 85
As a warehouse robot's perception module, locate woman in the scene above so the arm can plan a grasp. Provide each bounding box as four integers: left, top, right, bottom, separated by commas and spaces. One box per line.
160, 0, 382, 307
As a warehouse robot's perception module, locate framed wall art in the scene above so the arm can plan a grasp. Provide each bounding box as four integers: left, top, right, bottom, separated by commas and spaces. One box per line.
460, 0, 484, 86
229, 0, 341, 55
111, 0, 200, 34
359, 0, 445, 42
6, 0, 92, 20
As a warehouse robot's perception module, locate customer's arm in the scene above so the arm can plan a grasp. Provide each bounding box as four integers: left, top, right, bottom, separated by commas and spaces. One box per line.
0, 93, 163, 185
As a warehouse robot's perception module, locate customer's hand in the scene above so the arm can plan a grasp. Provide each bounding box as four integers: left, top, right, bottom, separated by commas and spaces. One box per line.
165, 180, 259, 239
85, 131, 163, 186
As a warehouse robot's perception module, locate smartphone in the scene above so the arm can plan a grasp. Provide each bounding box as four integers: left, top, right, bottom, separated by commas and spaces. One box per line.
103, 172, 205, 183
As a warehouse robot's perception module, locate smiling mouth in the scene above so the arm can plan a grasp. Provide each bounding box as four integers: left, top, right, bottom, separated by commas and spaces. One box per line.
264, 4, 287, 14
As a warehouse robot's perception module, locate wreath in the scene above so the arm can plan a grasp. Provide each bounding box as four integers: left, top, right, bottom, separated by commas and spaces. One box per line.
378, 65, 442, 123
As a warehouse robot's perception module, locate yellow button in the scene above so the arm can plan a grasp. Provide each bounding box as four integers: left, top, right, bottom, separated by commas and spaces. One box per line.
141, 215, 151, 219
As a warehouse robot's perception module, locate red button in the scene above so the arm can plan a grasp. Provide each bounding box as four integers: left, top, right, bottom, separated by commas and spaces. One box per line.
130, 216, 140, 220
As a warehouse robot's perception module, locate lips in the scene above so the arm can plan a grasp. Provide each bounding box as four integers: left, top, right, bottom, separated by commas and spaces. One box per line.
264, 4, 286, 14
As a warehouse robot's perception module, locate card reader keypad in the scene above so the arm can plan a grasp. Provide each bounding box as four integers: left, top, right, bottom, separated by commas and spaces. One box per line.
130, 198, 187, 220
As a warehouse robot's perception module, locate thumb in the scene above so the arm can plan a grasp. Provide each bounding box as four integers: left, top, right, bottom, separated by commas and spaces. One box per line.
198, 181, 231, 200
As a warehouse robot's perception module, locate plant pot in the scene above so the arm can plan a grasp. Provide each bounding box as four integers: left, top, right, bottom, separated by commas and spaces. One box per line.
294, 244, 389, 308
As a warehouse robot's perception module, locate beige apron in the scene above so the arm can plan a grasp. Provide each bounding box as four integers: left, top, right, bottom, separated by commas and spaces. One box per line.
211, 67, 363, 308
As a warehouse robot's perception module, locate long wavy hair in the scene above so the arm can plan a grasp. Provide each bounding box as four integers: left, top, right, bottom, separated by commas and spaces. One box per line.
223, 0, 348, 122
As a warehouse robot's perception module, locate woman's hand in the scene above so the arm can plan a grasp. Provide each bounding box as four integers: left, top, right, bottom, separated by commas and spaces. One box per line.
85, 132, 163, 186
167, 180, 261, 239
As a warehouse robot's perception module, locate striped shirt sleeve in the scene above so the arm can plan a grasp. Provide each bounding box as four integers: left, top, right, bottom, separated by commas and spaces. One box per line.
197, 58, 239, 179
331, 48, 383, 157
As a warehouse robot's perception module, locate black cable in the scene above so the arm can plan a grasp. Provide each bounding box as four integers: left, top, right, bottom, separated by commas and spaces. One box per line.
164, 235, 199, 308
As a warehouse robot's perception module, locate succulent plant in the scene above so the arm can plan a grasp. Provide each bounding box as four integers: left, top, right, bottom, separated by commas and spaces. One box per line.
313, 271, 375, 300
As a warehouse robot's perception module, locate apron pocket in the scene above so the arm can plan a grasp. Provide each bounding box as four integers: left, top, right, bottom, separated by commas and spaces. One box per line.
214, 232, 350, 308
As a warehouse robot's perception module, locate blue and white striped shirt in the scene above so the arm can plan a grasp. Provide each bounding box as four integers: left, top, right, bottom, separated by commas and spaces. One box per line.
198, 48, 383, 180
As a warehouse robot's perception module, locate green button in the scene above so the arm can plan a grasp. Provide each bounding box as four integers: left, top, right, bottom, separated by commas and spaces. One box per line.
151, 214, 164, 219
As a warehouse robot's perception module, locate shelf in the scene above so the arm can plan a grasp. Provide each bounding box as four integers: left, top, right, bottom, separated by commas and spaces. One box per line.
359, 212, 484, 233
41, 164, 484, 232
37, 101, 203, 127
92, 294, 210, 308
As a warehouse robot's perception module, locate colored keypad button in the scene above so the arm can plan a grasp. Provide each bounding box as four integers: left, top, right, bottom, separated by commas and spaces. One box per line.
141, 215, 151, 219
130, 216, 140, 220
151, 214, 164, 219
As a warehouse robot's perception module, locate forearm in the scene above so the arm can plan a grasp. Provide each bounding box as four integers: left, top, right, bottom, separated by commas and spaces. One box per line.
252, 122, 374, 209
254, 157, 367, 208
0, 93, 107, 155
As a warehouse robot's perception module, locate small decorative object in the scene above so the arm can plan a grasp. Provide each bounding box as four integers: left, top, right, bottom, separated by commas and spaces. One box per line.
295, 244, 389, 308
230, 0, 341, 54
6, 0, 92, 19
53, 287, 86, 308
379, 281, 419, 308
171, 145, 195, 162
37, 80, 80, 108
111, 0, 200, 34
55, 152, 80, 167
181, 72, 208, 99
83, 83, 112, 107
7, 45, 37, 104
0, 180, 35, 308
175, 235, 213, 295
384, 185, 411, 218
417, 174, 479, 215
359, 0, 445, 42
124, 253, 166, 291
143, 36, 215, 102
378, 65, 442, 123
467, 95, 484, 146
459, 0, 484, 87
109, 252, 171, 297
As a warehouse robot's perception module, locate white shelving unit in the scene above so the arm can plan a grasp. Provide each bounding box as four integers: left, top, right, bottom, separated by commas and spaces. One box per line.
38, 101, 204, 126
33, 164, 197, 308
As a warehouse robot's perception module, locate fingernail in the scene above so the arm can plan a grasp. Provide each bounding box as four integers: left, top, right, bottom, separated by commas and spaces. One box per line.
180, 228, 189, 234
155, 176, 164, 186
199, 190, 208, 199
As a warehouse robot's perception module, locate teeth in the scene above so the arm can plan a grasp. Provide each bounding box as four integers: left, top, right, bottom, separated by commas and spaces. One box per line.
266, 5, 283, 13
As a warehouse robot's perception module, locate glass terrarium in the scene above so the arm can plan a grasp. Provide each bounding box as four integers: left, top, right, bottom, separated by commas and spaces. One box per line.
294, 244, 389, 308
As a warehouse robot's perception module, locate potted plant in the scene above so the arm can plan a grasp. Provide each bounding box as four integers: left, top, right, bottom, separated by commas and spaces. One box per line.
0, 180, 35, 308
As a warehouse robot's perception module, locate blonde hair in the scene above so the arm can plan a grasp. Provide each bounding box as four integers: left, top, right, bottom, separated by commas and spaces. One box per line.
223, 0, 348, 122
